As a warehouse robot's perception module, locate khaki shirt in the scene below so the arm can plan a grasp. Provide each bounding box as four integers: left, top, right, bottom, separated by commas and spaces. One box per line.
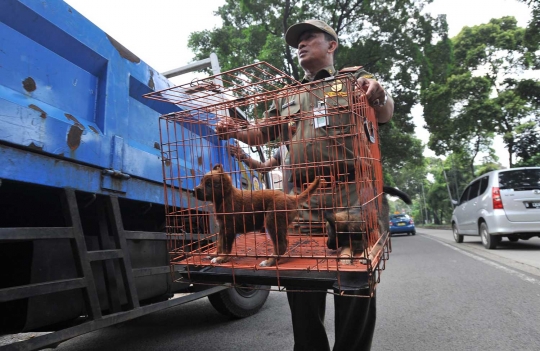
259, 65, 373, 186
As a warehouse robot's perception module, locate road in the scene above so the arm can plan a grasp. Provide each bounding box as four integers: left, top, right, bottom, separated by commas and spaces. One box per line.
52, 229, 540, 351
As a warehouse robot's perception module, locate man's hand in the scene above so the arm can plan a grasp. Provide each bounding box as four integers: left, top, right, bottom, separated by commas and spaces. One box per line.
357, 77, 393, 124
215, 117, 239, 139
226, 144, 248, 161
357, 77, 386, 107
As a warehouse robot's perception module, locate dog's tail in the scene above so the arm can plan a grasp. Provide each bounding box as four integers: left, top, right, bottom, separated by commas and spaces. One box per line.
294, 177, 321, 203
383, 186, 412, 205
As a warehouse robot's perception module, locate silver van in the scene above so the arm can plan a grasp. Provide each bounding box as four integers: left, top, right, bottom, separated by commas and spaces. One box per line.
451, 167, 540, 249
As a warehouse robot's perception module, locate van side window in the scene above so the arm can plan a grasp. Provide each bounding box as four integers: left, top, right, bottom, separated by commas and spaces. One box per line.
459, 186, 471, 204
479, 176, 489, 196
468, 180, 481, 201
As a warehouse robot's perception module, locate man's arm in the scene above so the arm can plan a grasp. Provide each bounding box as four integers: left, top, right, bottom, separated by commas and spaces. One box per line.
357, 77, 394, 124
216, 118, 270, 145
216, 117, 279, 146
227, 145, 280, 173
373, 93, 394, 124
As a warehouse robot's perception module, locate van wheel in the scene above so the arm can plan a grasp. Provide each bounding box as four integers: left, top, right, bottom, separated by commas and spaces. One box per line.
480, 222, 500, 249
452, 225, 463, 243
208, 285, 270, 319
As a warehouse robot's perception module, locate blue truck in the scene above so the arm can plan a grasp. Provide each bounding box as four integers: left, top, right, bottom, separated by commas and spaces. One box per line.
0, 1, 268, 349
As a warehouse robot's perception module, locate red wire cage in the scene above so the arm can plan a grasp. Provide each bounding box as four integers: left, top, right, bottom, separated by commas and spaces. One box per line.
143, 62, 390, 297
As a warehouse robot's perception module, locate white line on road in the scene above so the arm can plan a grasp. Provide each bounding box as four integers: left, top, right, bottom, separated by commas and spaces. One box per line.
424, 235, 540, 287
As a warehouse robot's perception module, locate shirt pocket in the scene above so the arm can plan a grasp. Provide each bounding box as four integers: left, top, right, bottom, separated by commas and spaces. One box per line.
280, 100, 301, 117
322, 94, 352, 137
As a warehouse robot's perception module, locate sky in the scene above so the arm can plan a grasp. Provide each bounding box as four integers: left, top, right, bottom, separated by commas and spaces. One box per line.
65, 0, 533, 167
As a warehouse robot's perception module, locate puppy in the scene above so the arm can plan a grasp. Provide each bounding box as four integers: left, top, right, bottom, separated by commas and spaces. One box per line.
193, 164, 320, 267
325, 186, 412, 264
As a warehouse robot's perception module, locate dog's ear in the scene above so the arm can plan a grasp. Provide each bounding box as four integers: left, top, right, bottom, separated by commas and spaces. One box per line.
213, 164, 224, 173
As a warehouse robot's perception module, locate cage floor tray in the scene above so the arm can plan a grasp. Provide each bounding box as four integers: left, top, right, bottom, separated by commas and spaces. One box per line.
171, 231, 389, 291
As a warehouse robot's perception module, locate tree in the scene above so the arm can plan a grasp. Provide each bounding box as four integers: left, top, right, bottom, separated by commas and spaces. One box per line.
513, 121, 540, 166
424, 157, 454, 224
423, 17, 540, 168
518, 0, 540, 69
188, 0, 446, 183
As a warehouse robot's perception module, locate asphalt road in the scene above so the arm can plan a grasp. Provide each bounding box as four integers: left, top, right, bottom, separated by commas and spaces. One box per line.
52, 229, 540, 351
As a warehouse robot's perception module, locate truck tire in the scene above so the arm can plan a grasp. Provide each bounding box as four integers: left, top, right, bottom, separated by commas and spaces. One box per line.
480, 222, 500, 249
208, 285, 270, 319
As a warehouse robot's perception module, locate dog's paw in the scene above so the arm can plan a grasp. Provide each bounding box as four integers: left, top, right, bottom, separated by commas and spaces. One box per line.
211, 256, 229, 264
338, 247, 354, 265
259, 258, 276, 267
339, 256, 354, 265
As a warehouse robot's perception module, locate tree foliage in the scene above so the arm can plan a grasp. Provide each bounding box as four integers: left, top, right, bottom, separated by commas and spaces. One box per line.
187, 2, 539, 224
188, 0, 448, 193
422, 17, 540, 168
513, 121, 540, 166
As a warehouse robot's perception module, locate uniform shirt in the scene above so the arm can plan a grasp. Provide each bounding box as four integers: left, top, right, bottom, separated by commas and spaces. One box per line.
259, 65, 373, 185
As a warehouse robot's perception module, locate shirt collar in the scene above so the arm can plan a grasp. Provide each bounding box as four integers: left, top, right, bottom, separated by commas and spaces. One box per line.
302, 65, 336, 83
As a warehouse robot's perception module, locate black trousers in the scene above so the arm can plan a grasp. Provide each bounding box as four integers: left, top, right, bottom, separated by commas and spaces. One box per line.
286, 289, 376, 351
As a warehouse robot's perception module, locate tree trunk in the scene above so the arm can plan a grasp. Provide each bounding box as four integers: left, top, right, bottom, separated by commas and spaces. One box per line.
433, 210, 441, 225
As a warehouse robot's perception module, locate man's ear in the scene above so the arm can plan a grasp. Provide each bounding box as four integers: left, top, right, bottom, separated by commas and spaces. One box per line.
213, 164, 224, 172
328, 40, 338, 55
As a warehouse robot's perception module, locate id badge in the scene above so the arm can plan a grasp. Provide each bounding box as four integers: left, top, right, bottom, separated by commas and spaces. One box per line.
313, 102, 327, 129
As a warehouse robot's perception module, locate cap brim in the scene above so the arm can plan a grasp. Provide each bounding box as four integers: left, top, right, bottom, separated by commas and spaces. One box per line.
285, 23, 322, 48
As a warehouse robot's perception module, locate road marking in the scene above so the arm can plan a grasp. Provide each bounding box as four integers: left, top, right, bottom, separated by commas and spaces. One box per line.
423, 235, 540, 287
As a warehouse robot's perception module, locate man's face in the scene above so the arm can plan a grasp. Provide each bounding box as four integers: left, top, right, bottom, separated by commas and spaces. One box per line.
296, 30, 332, 69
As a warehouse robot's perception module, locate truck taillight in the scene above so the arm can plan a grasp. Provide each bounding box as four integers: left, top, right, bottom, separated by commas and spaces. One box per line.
492, 187, 504, 209
409, 219, 414, 224
389, 221, 393, 226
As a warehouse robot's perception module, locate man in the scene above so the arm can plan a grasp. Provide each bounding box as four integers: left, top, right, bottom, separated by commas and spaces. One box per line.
217, 19, 394, 351
227, 144, 286, 175
227, 143, 289, 190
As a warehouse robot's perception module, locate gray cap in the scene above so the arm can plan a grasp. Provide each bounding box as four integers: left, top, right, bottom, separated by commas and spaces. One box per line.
285, 19, 338, 48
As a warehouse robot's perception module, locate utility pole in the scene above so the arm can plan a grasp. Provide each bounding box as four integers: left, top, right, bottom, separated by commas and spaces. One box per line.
442, 168, 455, 209
421, 183, 429, 224
440, 159, 456, 210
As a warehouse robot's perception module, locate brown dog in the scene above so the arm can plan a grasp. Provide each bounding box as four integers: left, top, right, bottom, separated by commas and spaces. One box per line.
193, 164, 320, 267
325, 186, 411, 264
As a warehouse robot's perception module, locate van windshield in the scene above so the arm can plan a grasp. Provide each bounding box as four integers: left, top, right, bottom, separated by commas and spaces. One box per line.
498, 169, 540, 190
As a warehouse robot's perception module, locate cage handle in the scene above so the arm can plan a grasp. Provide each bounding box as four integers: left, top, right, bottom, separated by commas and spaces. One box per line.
364, 120, 376, 143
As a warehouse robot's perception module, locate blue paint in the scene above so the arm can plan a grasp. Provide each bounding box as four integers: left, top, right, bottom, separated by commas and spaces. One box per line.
0, 0, 248, 205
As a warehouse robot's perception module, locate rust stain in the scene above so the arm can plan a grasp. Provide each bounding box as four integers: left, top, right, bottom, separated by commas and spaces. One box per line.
65, 114, 85, 150
148, 70, 155, 90
28, 142, 44, 150
190, 169, 196, 177
29, 104, 46, 118
88, 126, 99, 134
65, 113, 80, 125
67, 125, 83, 150
197, 156, 203, 166
23, 77, 36, 92
106, 34, 141, 63
165, 159, 171, 167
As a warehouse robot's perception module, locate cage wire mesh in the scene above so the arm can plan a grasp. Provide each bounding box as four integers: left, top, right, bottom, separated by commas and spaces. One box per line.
144, 62, 389, 296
